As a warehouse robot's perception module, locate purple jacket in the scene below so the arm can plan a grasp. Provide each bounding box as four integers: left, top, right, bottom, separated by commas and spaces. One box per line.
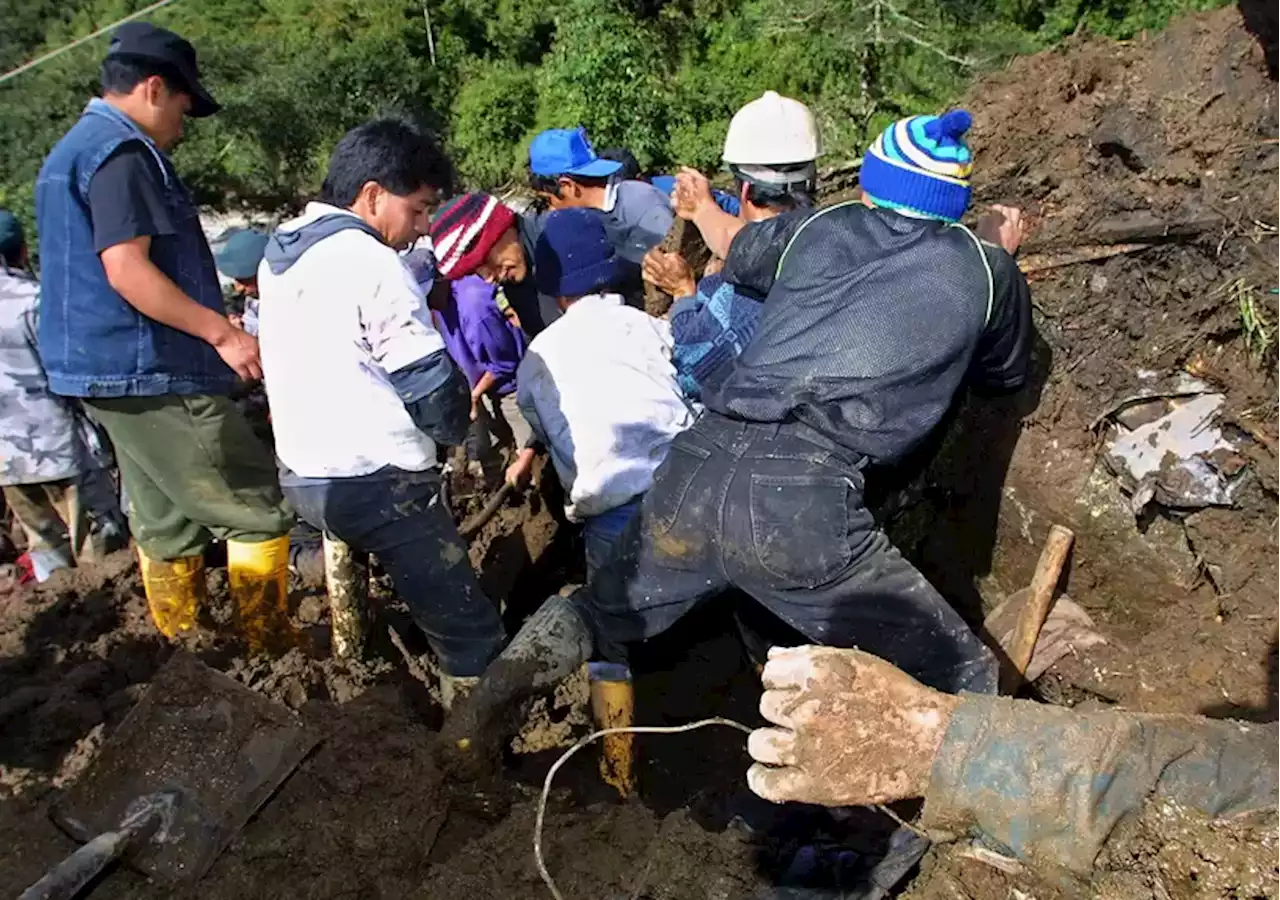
434, 275, 527, 395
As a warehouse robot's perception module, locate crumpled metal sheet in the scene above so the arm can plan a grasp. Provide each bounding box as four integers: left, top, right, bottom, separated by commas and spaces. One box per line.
1101, 376, 1247, 513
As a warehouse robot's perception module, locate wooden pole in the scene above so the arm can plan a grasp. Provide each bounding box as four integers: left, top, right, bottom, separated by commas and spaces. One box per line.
1005, 525, 1075, 688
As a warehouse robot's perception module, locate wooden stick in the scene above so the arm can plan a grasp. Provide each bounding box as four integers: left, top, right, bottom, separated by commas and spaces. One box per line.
458, 482, 513, 539
1018, 242, 1152, 274
1007, 525, 1075, 683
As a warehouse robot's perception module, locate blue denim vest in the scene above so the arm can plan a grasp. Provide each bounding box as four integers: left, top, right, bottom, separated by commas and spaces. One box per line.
35, 99, 235, 398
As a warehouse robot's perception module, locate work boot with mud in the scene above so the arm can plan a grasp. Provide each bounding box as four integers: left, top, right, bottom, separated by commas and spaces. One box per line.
138, 548, 207, 639
228, 536, 295, 656
435, 595, 593, 779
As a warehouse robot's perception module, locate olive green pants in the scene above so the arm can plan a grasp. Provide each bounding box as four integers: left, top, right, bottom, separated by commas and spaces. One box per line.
86, 395, 293, 560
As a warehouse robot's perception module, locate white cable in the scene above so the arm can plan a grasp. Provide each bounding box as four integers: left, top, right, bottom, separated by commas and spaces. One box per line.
533, 717, 753, 900
0, 0, 182, 88
531, 716, 932, 899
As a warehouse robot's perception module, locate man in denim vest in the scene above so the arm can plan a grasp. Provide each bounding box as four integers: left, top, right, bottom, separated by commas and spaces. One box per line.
35, 23, 294, 652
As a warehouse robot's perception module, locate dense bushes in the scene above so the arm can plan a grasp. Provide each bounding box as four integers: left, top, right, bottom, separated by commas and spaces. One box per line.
0, 0, 1228, 233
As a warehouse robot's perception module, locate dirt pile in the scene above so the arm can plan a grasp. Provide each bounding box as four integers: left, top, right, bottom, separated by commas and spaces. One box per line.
894, 3, 1277, 722
973, 9, 1276, 249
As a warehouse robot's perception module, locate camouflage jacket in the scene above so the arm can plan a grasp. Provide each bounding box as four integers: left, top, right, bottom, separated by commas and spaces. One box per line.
0, 265, 103, 485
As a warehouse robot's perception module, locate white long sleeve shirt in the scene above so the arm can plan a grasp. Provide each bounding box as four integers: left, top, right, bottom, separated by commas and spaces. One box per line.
258, 203, 447, 479
516, 293, 695, 522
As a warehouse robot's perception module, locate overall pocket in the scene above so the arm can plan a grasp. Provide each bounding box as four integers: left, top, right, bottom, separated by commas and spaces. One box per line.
748, 473, 851, 588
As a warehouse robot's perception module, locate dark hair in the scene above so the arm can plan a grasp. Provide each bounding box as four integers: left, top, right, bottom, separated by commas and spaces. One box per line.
598, 147, 642, 181
319, 119, 453, 208
529, 173, 563, 199
100, 56, 183, 96
731, 163, 816, 213
528, 171, 612, 197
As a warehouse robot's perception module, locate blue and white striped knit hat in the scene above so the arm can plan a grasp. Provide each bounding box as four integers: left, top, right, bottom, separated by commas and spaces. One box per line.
860, 109, 974, 223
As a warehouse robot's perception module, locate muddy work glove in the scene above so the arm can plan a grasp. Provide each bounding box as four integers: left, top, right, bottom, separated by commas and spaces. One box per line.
747, 646, 958, 807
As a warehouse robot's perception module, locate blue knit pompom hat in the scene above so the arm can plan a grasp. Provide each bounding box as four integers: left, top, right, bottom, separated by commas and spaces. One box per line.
534, 208, 629, 298
860, 109, 974, 222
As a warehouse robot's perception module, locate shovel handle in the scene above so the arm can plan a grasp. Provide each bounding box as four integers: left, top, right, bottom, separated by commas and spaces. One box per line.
1007, 524, 1075, 682
24, 791, 177, 900
19, 829, 134, 900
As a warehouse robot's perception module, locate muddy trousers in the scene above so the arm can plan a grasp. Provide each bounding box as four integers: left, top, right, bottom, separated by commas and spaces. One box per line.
572, 413, 998, 695
284, 467, 506, 677
85, 395, 292, 560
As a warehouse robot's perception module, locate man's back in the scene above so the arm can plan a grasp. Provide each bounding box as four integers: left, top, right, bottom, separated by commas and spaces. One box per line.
605, 180, 674, 265
517, 293, 693, 520
706, 202, 1030, 464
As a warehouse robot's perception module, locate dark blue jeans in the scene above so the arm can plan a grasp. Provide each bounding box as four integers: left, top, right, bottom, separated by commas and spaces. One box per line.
571, 413, 997, 694
284, 467, 505, 676
582, 497, 643, 579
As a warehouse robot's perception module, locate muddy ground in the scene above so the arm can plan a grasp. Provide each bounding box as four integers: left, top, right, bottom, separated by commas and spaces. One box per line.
905, 2, 1279, 723
2, 6, 1277, 899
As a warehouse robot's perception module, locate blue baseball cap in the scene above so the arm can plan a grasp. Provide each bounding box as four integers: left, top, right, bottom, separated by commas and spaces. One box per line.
529, 128, 624, 179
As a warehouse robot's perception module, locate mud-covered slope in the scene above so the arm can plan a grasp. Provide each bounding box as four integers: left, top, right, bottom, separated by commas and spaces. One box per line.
898, 4, 1277, 720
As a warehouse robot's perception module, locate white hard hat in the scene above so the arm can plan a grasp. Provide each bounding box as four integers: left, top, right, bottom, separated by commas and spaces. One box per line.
722, 91, 823, 166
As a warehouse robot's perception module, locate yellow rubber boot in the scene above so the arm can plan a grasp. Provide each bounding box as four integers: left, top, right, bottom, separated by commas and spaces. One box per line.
588, 662, 636, 798
137, 548, 206, 639
227, 536, 293, 656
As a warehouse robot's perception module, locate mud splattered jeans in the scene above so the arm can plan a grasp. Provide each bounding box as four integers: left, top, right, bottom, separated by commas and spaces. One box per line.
573, 412, 997, 694
284, 466, 506, 676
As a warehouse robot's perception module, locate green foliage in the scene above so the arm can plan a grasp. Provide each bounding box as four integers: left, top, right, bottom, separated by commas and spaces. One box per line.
534, 0, 669, 169
991, 0, 1229, 42
450, 60, 538, 186
0, 0, 1232, 234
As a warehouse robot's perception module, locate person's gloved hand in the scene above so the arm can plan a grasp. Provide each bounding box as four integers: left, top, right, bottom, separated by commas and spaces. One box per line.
747, 646, 959, 807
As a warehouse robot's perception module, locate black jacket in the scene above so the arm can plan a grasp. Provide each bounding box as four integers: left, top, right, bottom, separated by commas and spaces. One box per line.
703, 202, 1032, 465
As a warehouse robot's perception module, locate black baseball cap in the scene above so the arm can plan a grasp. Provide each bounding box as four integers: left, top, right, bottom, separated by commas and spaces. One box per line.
106, 22, 220, 117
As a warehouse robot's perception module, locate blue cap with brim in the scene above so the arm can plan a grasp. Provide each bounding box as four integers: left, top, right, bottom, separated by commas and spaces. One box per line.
215, 228, 269, 281
529, 127, 624, 179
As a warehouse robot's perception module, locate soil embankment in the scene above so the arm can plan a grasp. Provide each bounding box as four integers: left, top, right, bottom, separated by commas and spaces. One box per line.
899, 4, 1278, 722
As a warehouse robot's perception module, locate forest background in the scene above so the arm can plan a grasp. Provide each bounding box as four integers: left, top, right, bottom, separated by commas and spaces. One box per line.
0, 0, 1227, 234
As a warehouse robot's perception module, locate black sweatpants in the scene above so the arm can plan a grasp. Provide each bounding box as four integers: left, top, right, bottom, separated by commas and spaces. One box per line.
571, 412, 997, 694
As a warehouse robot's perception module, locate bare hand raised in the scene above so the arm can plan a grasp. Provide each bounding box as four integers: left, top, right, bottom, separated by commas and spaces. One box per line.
747, 646, 958, 807
672, 167, 715, 222
975, 205, 1026, 256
